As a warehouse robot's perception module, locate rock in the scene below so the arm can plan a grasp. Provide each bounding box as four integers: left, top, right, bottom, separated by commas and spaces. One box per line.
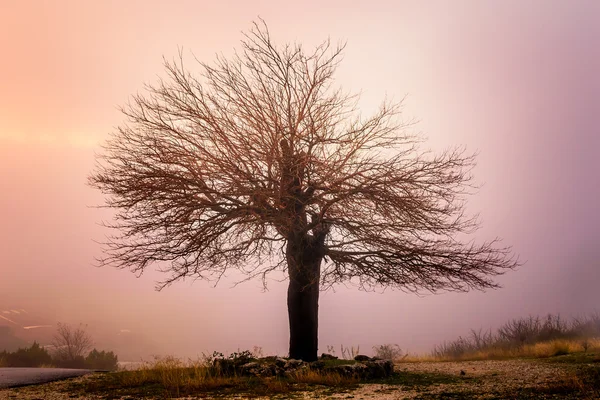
259, 356, 286, 368
261, 363, 277, 377
240, 362, 260, 376
320, 353, 338, 360
354, 354, 372, 362
240, 362, 277, 377
309, 360, 325, 370
274, 357, 287, 368
329, 364, 352, 376
282, 359, 309, 377
350, 363, 368, 375
215, 355, 394, 380
328, 363, 366, 377
284, 359, 304, 370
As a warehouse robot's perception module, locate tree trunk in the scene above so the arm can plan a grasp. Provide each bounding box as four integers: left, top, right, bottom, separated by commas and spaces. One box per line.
286, 236, 323, 361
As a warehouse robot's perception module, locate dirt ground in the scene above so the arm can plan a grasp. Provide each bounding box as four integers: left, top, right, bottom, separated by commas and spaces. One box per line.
0, 357, 597, 399
323, 359, 591, 399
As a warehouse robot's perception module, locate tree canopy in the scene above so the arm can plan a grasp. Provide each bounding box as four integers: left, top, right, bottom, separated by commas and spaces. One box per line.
90, 21, 518, 360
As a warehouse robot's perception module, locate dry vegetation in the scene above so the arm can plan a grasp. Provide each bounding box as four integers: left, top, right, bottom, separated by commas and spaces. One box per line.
431, 313, 600, 361
60, 355, 360, 399
4, 353, 599, 399
2, 313, 599, 398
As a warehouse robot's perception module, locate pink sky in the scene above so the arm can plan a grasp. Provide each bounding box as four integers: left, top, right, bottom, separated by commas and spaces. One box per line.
1, 1, 599, 358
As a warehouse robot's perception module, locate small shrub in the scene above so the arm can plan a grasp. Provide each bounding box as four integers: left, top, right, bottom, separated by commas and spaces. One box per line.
340, 345, 360, 360
432, 336, 474, 359
581, 338, 590, 352
229, 349, 254, 363
201, 350, 225, 366
251, 346, 264, 358
326, 345, 337, 357
373, 344, 404, 361
86, 348, 118, 371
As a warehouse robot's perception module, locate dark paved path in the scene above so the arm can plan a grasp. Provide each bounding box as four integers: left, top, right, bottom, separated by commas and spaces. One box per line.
0, 368, 93, 388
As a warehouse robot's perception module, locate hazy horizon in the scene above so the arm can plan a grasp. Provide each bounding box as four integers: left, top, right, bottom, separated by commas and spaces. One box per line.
1, 0, 599, 360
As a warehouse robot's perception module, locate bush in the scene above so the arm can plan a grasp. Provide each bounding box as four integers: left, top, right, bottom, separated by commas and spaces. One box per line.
373, 344, 404, 361
0, 342, 53, 367
571, 313, 600, 338
86, 349, 119, 371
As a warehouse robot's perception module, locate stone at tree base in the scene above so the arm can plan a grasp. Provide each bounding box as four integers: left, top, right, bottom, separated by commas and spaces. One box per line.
240, 362, 277, 377
274, 357, 287, 368
284, 359, 304, 370
239, 362, 260, 376
308, 360, 325, 370
215, 356, 394, 380
320, 353, 338, 360
354, 354, 372, 362
331, 363, 367, 377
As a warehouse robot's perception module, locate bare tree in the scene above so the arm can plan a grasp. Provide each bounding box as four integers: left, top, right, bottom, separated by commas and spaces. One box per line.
89, 20, 519, 361
52, 323, 93, 366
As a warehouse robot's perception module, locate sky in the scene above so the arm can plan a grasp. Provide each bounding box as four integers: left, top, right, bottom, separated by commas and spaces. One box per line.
1, 0, 599, 359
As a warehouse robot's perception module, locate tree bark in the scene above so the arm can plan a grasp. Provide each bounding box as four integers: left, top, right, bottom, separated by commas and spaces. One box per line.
286, 235, 324, 361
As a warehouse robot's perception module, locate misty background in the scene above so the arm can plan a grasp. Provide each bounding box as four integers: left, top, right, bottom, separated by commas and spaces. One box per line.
1, 0, 598, 361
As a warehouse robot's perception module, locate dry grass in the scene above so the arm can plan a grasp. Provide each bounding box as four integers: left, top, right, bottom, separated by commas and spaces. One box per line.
395, 338, 600, 364
69, 355, 359, 398
290, 368, 359, 386
528, 339, 584, 358
542, 366, 600, 399
111, 356, 247, 397
428, 313, 600, 362
425, 338, 600, 362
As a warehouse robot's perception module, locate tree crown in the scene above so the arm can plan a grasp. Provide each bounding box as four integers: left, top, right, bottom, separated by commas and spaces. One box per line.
90, 21, 518, 292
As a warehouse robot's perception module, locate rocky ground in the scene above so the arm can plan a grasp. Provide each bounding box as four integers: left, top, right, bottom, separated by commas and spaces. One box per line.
0, 355, 598, 399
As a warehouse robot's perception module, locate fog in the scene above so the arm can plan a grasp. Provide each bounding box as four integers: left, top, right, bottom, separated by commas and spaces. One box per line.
1, 1, 599, 360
